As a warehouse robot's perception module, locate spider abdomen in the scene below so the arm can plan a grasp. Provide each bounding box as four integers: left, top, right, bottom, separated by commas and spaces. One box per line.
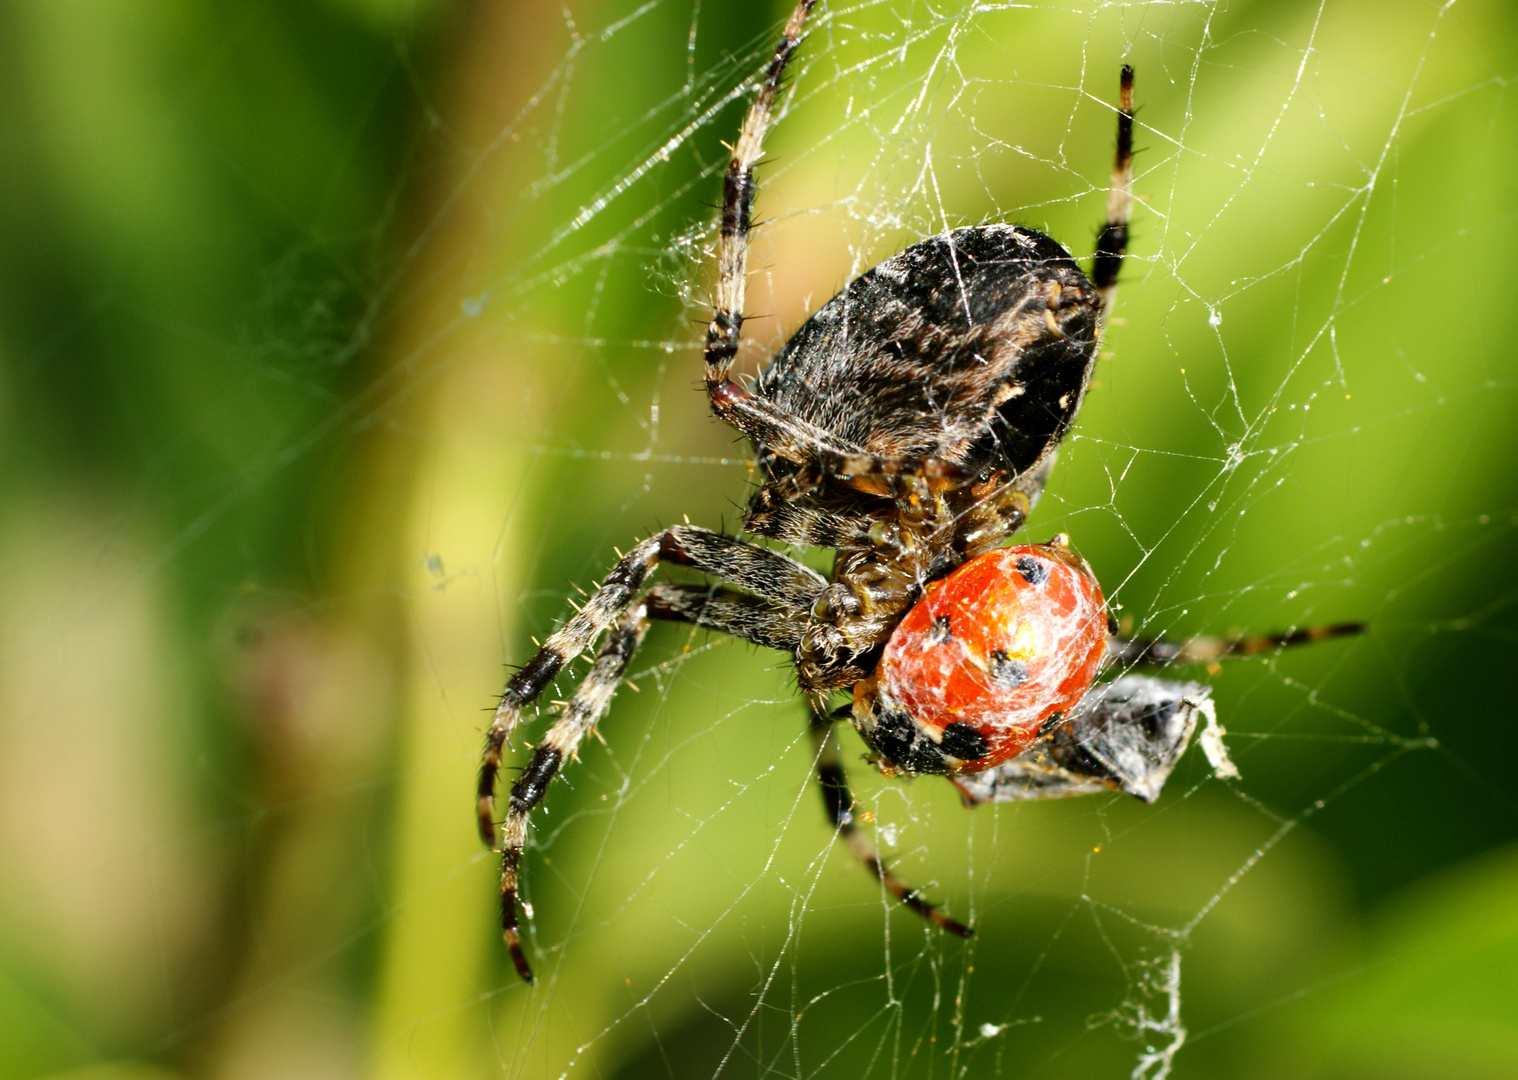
754, 224, 1102, 474
858, 541, 1109, 774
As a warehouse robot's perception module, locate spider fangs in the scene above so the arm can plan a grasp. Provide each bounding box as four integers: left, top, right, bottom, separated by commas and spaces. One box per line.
476, 0, 1365, 984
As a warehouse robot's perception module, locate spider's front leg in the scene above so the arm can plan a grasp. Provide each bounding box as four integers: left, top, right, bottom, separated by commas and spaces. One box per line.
479, 526, 824, 845
497, 582, 814, 984
479, 535, 661, 847
497, 603, 651, 983
810, 709, 972, 937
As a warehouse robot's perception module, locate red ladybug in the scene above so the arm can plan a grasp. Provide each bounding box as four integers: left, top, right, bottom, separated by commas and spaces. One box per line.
875, 537, 1109, 771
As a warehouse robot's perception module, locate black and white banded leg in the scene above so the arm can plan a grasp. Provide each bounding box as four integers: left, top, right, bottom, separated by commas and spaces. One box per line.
743, 495, 879, 550
1091, 64, 1134, 310
496, 582, 822, 984
810, 710, 973, 937
702, 0, 812, 396
645, 582, 808, 652
699, 0, 871, 467
479, 526, 824, 845
1106, 621, 1365, 668
498, 603, 651, 983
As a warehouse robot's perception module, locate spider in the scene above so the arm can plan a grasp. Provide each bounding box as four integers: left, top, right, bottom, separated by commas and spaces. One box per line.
476, 0, 1362, 984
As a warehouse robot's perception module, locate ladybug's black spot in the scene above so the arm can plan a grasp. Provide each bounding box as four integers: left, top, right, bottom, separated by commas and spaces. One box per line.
870, 707, 951, 775
928, 616, 953, 645
989, 649, 1029, 688
1015, 555, 1049, 586
940, 722, 990, 761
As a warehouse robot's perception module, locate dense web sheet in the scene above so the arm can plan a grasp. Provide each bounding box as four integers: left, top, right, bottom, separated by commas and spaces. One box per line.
5, 1, 1512, 1079
391, 2, 1512, 1078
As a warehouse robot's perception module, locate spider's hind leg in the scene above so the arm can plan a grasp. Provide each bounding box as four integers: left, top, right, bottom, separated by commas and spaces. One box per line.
702, 1, 842, 463
810, 709, 973, 939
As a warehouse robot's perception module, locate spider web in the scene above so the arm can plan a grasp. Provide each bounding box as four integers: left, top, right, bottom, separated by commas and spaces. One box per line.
392, 3, 1514, 1076
1, 2, 1515, 1079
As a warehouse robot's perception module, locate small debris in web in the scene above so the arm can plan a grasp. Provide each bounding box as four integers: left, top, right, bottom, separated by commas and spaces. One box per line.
1195, 697, 1240, 781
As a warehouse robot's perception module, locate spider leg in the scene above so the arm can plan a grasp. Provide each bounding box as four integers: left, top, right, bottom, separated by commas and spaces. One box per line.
743, 497, 878, 550
703, 1, 845, 464
809, 709, 973, 938
498, 602, 651, 984
1106, 621, 1366, 667
480, 526, 825, 845
1091, 64, 1134, 309
645, 582, 807, 651
498, 582, 813, 984
656, 527, 825, 606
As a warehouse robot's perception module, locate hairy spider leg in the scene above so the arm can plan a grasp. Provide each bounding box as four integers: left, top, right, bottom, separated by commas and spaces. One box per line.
496, 574, 850, 984
810, 710, 973, 937
644, 582, 808, 651
1106, 621, 1366, 668
1091, 64, 1134, 307
479, 526, 824, 845
699, 0, 870, 466
743, 496, 880, 550
498, 603, 651, 984
701, 0, 811, 391
658, 526, 827, 600
492, 576, 829, 984
480, 536, 657, 846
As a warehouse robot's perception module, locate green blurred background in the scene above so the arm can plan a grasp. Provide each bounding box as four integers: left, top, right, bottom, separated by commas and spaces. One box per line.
1, 1, 1515, 1078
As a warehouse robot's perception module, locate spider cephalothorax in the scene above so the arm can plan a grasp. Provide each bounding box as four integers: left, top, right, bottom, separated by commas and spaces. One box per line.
475, 0, 1362, 984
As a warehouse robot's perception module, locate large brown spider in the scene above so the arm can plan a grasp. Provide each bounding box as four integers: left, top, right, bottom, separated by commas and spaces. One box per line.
475, 0, 1361, 984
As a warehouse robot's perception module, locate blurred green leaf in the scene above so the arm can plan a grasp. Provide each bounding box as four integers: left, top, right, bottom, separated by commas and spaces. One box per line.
1266, 844, 1518, 1079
